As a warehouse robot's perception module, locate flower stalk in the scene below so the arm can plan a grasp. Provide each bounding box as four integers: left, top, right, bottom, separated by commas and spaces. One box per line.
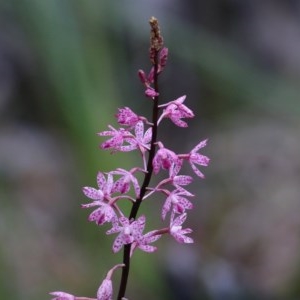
50, 16, 209, 300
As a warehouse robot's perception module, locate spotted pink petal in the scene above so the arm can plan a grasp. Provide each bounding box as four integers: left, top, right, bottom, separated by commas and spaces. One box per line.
134, 121, 144, 139
191, 139, 208, 153
162, 196, 172, 220
97, 172, 106, 189
172, 175, 193, 186
49, 291, 75, 300
82, 187, 104, 200
170, 213, 194, 244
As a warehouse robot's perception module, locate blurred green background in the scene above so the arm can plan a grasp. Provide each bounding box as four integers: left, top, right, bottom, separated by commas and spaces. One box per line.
1, 1, 300, 299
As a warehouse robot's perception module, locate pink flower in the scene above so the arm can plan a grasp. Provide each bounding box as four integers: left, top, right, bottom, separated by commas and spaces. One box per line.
187, 139, 210, 178
116, 107, 145, 127
111, 168, 141, 197
49, 291, 75, 300
82, 172, 119, 225
82, 172, 114, 202
120, 121, 152, 169
82, 201, 117, 226
162, 189, 194, 220
153, 143, 179, 174
131, 230, 162, 255
106, 215, 146, 253
98, 126, 132, 151
158, 95, 194, 127
122, 121, 152, 154
169, 213, 193, 244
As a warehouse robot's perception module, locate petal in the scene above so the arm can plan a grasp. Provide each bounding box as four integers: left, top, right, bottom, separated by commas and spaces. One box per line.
173, 232, 194, 244
134, 121, 144, 139
173, 175, 193, 186
97, 130, 114, 136
112, 234, 124, 253
119, 216, 130, 227
190, 153, 210, 166
178, 197, 193, 210
172, 213, 187, 227
132, 215, 146, 234
143, 127, 152, 143
106, 225, 121, 235
113, 177, 130, 194
88, 207, 103, 222
97, 172, 106, 188
162, 197, 172, 220
170, 117, 188, 128
82, 187, 103, 200
105, 173, 114, 194
152, 153, 162, 174
191, 139, 208, 153
190, 163, 205, 178
139, 245, 158, 253
131, 176, 141, 197
49, 291, 75, 300
81, 200, 102, 208
169, 161, 183, 177
174, 95, 186, 104
119, 144, 138, 152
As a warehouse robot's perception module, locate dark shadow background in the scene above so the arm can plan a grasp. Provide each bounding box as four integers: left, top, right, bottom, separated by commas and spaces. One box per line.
0, 1, 300, 299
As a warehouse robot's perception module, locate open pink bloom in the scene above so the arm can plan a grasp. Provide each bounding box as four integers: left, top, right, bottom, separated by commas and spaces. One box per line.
131, 230, 162, 255
153, 143, 179, 174
169, 213, 193, 244
158, 95, 194, 127
49, 291, 75, 300
82, 172, 114, 202
106, 215, 146, 253
82, 172, 119, 225
122, 121, 152, 153
82, 201, 117, 226
162, 189, 194, 220
111, 168, 141, 197
98, 125, 132, 151
188, 139, 210, 178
